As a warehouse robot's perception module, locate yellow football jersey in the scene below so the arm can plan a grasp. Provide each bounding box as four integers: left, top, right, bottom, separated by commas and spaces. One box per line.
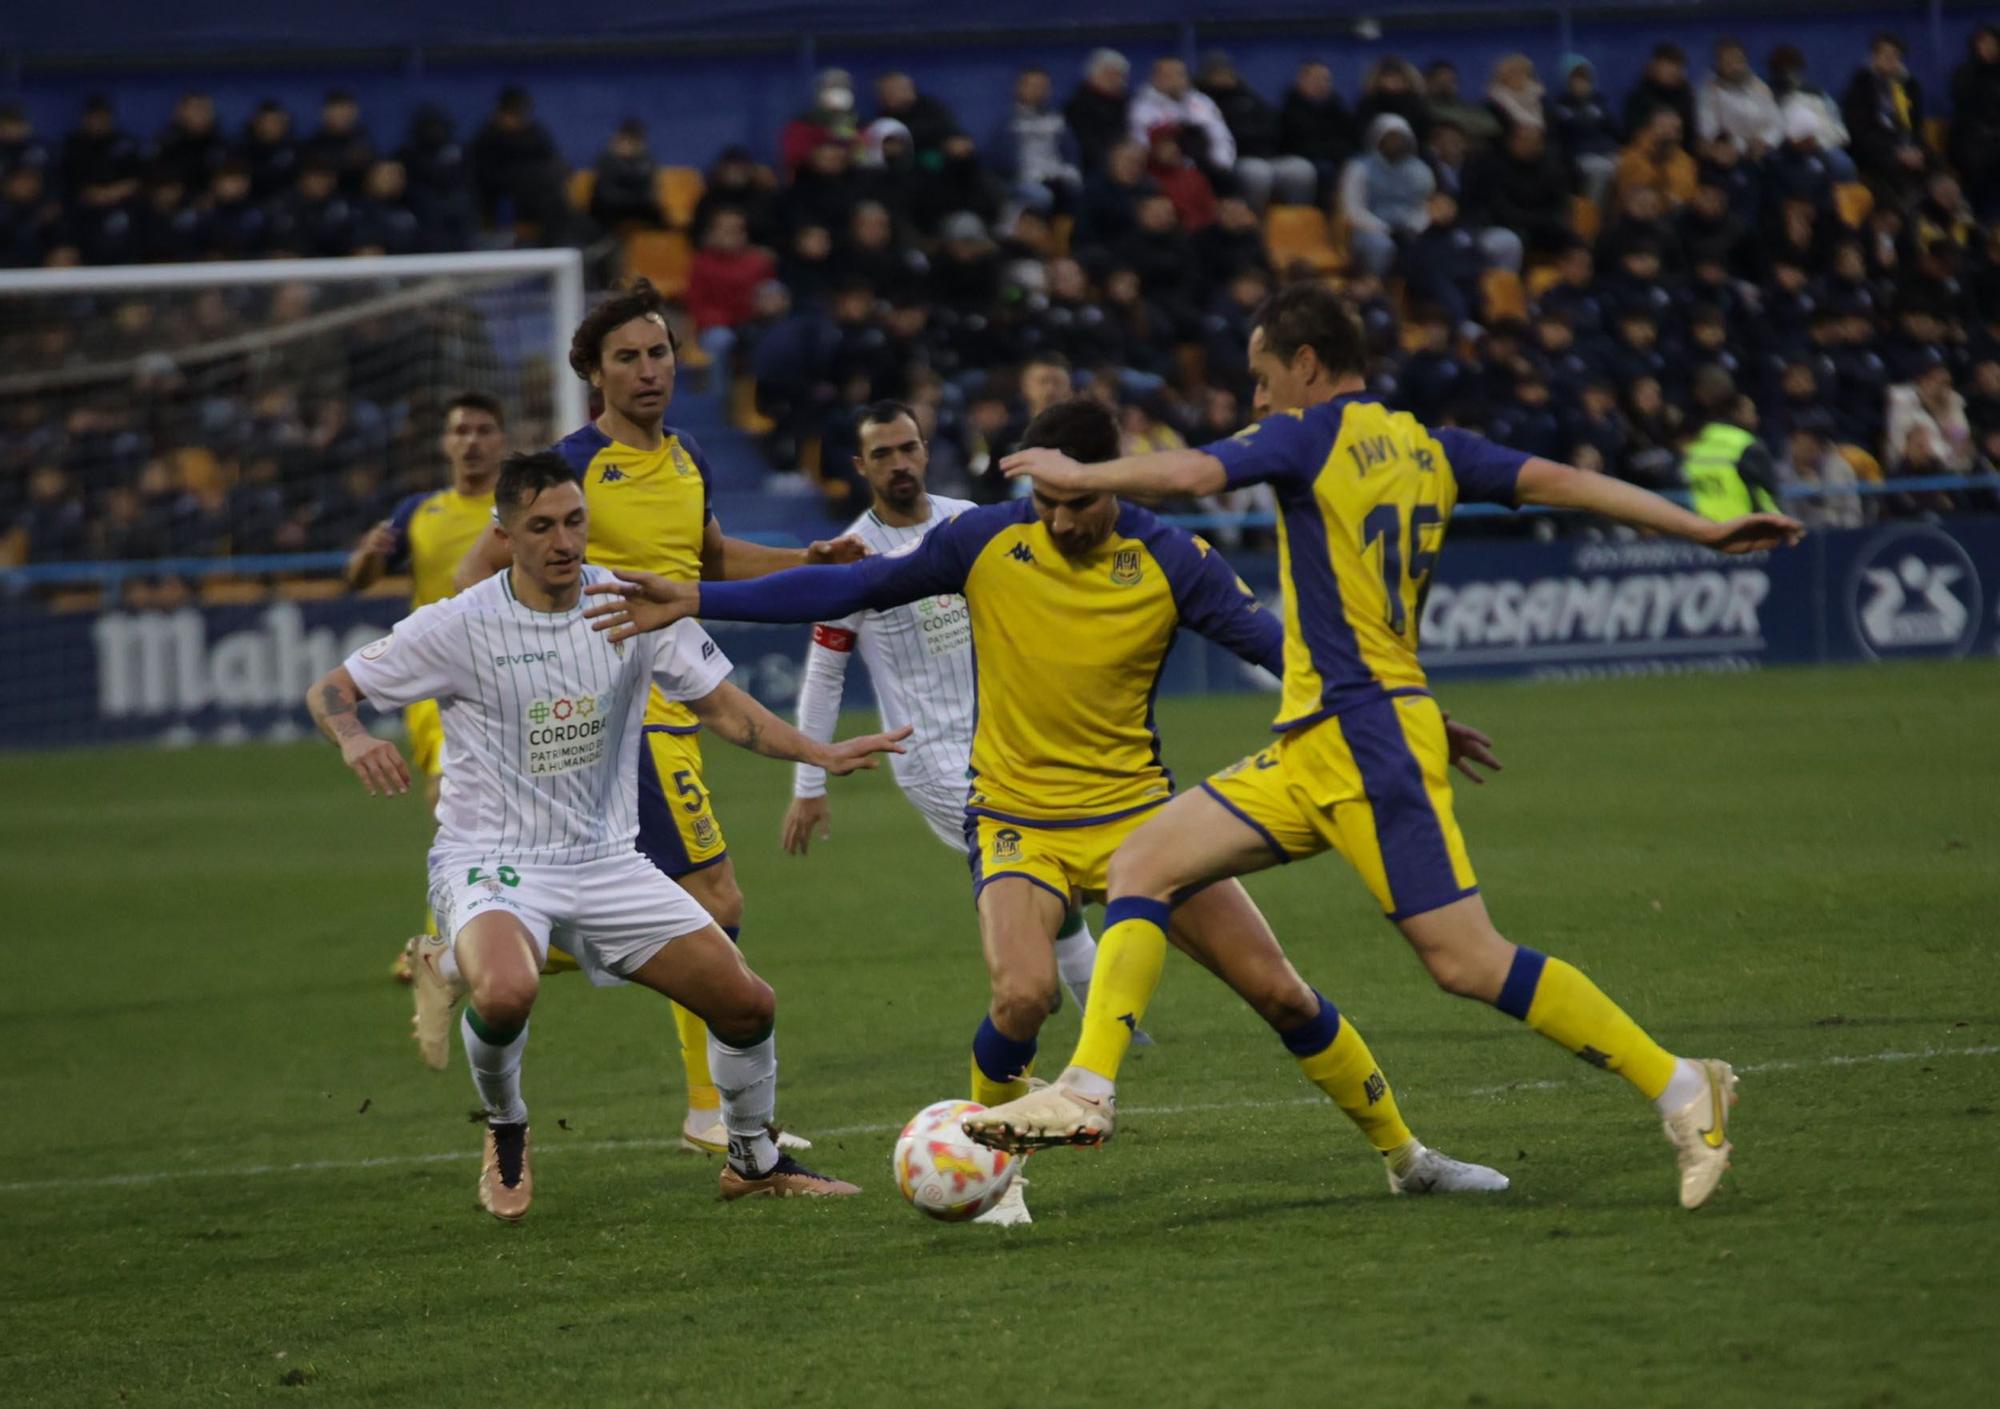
387, 486, 496, 609
553, 422, 714, 731
1205, 396, 1527, 730
698, 499, 1281, 824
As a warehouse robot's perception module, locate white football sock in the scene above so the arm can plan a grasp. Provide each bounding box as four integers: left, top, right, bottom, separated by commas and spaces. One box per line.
708, 1028, 780, 1174
437, 940, 463, 985
1054, 915, 1097, 1010
461, 1011, 529, 1126
1061, 1066, 1116, 1100
1653, 1057, 1708, 1115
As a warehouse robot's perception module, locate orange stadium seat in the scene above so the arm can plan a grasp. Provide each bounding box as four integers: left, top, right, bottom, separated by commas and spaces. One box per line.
1924, 117, 1948, 157
566, 168, 595, 212
1570, 195, 1601, 242
1264, 205, 1342, 275
655, 166, 705, 228
1526, 264, 1563, 299
1833, 183, 1874, 228
622, 229, 692, 296
1481, 268, 1527, 323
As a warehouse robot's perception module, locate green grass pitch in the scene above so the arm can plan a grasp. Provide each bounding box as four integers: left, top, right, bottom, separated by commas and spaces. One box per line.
2, 662, 1995, 1408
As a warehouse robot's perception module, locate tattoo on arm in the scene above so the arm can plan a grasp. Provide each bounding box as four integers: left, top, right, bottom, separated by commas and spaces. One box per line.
311, 681, 367, 745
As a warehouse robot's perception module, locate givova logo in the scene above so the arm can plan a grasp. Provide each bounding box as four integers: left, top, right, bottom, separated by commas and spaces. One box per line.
1848, 528, 1983, 660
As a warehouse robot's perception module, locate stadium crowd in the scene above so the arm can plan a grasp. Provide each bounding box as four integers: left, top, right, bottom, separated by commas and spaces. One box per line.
5, 27, 2000, 565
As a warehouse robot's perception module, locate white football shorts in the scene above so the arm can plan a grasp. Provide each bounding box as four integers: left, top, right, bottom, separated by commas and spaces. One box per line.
428, 848, 714, 987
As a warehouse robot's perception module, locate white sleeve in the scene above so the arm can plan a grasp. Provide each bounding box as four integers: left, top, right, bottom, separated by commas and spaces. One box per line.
1337, 159, 1384, 232
649, 620, 734, 702
1191, 93, 1236, 167
344, 602, 458, 710
792, 616, 861, 799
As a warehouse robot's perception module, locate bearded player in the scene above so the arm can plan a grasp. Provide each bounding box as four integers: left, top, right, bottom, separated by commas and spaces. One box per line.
413, 280, 860, 1158
968, 282, 1804, 1211
343, 391, 507, 980
782, 400, 1120, 1026
587, 399, 1510, 1223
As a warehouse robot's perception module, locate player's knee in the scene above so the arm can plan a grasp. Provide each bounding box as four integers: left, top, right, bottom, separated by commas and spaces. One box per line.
1106, 845, 1175, 903
471, 969, 539, 1029
1253, 979, 1321, 1032
711, 974, 775, 1044
1418, 938, 1507, 1001
990, 976, 1057, 1038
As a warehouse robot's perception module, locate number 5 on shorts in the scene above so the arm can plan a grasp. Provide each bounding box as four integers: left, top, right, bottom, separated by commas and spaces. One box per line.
672, 769, 704, 814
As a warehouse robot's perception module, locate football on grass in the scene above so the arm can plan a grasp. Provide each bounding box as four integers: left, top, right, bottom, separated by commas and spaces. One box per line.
893, 1100, 1018, 1222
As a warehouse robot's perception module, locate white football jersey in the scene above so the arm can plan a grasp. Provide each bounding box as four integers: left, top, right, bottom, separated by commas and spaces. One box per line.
345, 566, 731, 867
794, 495, 977, 801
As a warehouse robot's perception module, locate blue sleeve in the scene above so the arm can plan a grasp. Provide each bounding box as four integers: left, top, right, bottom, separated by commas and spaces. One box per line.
697, 511, 989, 624
1201, 410, 1329, 491
1435, 427, 1529, 506
383, 492, 424, 570
677, 430, 716, 524
1147, 523, 1285, 674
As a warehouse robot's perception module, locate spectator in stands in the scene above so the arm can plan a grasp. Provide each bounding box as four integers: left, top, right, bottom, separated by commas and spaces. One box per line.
1621, 374, 1684, 485
1, 163, 65, 267
1467, 122, 1572, 261
1143, 127, 1216, 231
782, 138, 862, 238
1128, 58, 1233, 183
1423, 61, 1500, 151
1696, 129, 1763, 227
1768, 45, 1856, 182
1914, 171, 1976, 251
1066, 49, 1133, 174
60, 95, 141, 211
153, 92, 226, 197
1118, 192, 1201, 334
1192, 195, 1270, 294
238, 100, 298, 201
854, 119, 921, 231
1537, 238, 1606, 334
1764, 195, 1832, 277
200, 160, 264, 258
1963, 357, 2000, 462
980, 349, 1077, 485
1203, 265, 1272, 392
1485, 54, 1547, 141
779, 223, 836, 307
1615, 108, 1698, 206
1355, 56, 1431, 142
470, 87, 569, 239
1623, 43, 1696, 145
1489, 371, 1566, 458
1077, 139, 1153, 253
1395, 307, 1472, 422
781, 69, 859, 178
1403, 192, 1493, 332
1340, 114, 1435, 277
1597, 183, 1682, 272
1769, 106, 1841, 212
269, 162, 356, 257
352, 160, 420, 255
93, 482, 170, 561
12, 464, 87, 562
590, 119, 662, 228
1950, 27, 2000, 215
1549, 56, 1621, 202
688, 206, 778, 369
1098, 266, 1174, 385
0, 103, 50, 177
1887, 359, 1975, 475
1279, 59, 1355, 195
875, 71, 961, 161
992, 66, 1082, 215
1426, 120, 1470, 202
395, 104, 477, 251
930, 211, 1002, 315
827, 200, 918, 304
1698, 38, 1783, 157
1196, 51, 1318, 207
1778, 411, 1864, 527
694, 146, 780, 246
1842, 33, 1927, 200
1565, 378, 1631, 469
911, 132, 1002, 236
300, 90, 375, 197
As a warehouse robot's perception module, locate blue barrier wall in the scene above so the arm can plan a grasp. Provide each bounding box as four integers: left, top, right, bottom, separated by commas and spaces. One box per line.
6, 518, 1994, 750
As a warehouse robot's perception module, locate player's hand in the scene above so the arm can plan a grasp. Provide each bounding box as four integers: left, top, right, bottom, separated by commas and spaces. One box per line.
1000, 447, 1090, 490
781, 794, 832, 855
805, 534, 869, 565
358, 521, 398, 559
583, 570, 698, 641
342, 733, 410, 796
1701, 513, 1806, 554
1441, 711, 1501, 785
817, 724, 913, 776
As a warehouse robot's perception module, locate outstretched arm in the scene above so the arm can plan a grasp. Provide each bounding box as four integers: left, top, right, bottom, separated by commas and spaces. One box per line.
1002, 446, 1227, 499
687, 680, 910, 775
344, 520, 399, 590
306, 665, 411, 797
700, 516, 869, 579
1514, 458, 1804, 552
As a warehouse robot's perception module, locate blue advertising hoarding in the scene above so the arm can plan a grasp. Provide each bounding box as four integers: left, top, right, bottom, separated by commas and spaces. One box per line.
4, 519, 1995, 750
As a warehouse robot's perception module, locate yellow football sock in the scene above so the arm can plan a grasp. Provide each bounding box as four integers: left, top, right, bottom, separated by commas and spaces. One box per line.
1499, 947, 1677, 1100
1071, 899, 1171, 1081
970, 1014, 1037, 1106
675, 1001, 720, 1110
423, 903, 437, 937
1294, 1013, 1415, 1154
970, 1055, 1034, 1107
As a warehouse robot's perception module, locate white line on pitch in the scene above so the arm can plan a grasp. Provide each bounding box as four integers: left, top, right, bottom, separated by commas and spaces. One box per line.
4, 1044, 1992, 1196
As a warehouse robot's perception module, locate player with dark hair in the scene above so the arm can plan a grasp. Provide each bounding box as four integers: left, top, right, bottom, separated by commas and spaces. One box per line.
311, 451, 897, 1219
420, 280, 862, 1157
967, 281, 1804, 1210
344, 390, 508, 982
583, 396, 1509, 1221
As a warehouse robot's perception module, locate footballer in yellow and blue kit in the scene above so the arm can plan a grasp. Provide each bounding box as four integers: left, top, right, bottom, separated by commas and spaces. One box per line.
383, 484, 497, 774
1198, 393, 1529, 921
551, 421, 729, 877
689, 496, 1284, 906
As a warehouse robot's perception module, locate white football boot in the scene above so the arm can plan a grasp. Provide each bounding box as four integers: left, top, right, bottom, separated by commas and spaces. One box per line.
962, 1079, 1115, 1153
973, 1174, 1033, 1226
1385, 1141, 1511, 1194
1660, 1058, 1738, 1209
680, 1112, 811, 1155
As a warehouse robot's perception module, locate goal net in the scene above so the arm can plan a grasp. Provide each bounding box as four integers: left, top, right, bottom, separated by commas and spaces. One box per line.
0, 249, 585, 749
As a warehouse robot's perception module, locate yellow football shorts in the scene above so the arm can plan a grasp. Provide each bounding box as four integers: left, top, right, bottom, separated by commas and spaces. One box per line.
405, 699, 445, 778
1203, 692, 1478, 921
965, 803, 1164, 908
635, 713, 728, 878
